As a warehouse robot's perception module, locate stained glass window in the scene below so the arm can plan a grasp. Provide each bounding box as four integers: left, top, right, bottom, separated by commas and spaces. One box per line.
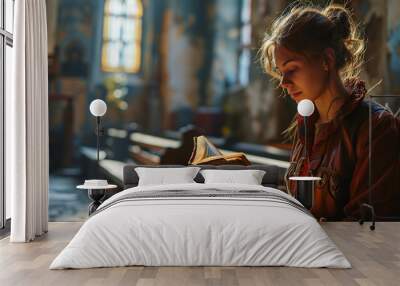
101, 0, 143, 73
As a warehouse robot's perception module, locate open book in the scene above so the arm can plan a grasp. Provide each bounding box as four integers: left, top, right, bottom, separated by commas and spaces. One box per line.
188, 136, 251, 165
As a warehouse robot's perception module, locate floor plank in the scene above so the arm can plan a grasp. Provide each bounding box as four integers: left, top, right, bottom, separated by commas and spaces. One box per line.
0, 222, 399, 286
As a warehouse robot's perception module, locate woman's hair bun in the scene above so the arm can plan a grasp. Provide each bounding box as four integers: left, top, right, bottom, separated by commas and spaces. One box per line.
260, 3, 365, 83
323, 5, 352, 40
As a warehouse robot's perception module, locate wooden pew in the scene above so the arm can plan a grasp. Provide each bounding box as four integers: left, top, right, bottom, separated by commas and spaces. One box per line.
80, 128, 291, 194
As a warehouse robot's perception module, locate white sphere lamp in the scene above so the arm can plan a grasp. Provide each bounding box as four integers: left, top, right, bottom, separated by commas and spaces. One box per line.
297, 99, 314, 117
90, 99, 107, 117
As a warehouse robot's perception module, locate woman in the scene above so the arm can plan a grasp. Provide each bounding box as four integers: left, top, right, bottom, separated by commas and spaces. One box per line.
260, 4, 400, 220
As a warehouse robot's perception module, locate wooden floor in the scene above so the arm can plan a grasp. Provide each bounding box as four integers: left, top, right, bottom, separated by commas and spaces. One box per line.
0, 222, 399, 286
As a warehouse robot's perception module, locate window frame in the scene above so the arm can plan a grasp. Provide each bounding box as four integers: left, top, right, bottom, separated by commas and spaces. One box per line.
0, 0, 14, 231
238, 0, 252, 86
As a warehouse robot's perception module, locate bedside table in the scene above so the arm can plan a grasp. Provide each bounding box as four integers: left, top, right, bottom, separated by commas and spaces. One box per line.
288, 176, 321, 209
77, 183, 117, 215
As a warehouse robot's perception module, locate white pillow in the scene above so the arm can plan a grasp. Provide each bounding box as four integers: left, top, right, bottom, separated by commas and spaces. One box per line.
200, 169, 266, 185
135, 167, 201, 186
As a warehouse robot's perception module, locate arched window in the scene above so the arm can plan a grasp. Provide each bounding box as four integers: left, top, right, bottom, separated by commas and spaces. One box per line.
101, 0, 143, 73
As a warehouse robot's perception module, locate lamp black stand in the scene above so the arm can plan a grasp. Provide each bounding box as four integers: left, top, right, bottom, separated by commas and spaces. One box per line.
304, 116, 309, 165
358, 99, 376, 231
93, 116, 105, 214
294, 115, 316, 210
96, 116, 101, 163
95, 116, 105, 163
359, 204, 375, 230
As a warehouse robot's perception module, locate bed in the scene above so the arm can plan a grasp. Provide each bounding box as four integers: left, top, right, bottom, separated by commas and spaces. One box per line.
50, 165, 351, 269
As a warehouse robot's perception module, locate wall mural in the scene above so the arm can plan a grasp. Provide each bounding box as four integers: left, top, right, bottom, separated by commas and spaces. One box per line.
46, 0, 400, 222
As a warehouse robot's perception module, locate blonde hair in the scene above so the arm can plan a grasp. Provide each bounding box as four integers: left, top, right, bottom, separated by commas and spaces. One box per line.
259, 3, 366, 140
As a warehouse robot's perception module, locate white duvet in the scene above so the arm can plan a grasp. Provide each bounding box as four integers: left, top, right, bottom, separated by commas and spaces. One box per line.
50, 183, 351, 269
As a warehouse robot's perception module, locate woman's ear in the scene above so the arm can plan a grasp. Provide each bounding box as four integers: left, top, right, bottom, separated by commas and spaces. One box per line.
323, 48, 336, 71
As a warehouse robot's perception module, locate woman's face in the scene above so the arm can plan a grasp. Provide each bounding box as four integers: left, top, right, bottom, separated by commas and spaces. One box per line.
274, 45, 329, 103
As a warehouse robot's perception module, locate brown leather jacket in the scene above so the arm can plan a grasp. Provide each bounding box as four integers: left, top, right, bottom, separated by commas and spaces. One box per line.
284, 80, 400, 220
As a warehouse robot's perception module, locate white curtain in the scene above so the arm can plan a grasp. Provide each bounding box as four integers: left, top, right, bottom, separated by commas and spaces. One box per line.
7, 0, 49, 242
